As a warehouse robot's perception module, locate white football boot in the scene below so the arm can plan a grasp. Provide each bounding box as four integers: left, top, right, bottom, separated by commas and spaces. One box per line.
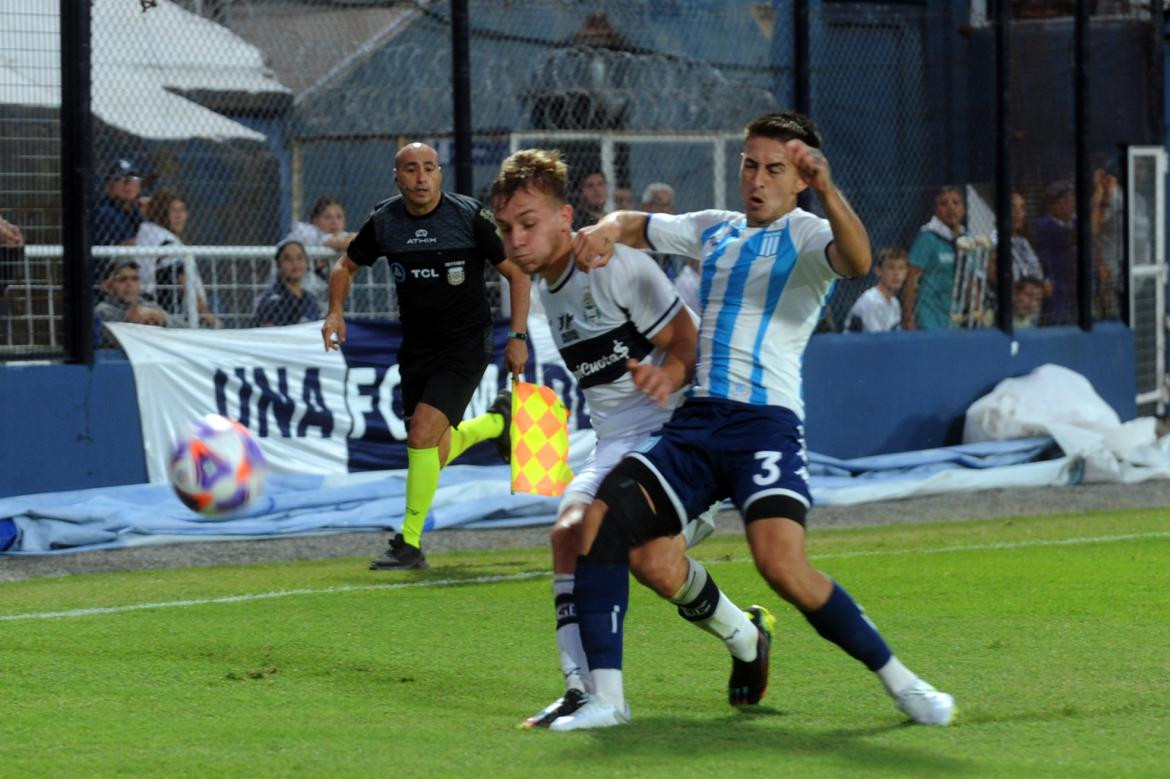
894, 679, 955, 726
548, 697, 631, 731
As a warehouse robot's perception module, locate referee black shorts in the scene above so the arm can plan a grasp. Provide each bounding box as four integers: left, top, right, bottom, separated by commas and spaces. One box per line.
399, 328, 494, 428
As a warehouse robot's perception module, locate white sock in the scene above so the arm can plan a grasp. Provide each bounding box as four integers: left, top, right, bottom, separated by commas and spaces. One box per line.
876, 655, 918, 696
553, 573, 591, 693
670, 559, 759, 662
591, 668, 625, 710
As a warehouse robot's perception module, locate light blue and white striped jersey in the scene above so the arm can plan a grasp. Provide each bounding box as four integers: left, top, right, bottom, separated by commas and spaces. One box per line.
646, 208, 838, 418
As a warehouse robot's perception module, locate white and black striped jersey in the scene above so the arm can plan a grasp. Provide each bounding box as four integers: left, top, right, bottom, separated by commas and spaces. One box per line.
538, 243, 694, 439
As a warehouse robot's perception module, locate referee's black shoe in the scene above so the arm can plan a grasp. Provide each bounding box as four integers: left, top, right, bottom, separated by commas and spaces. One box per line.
369, 533, 429, 570
488, 389, 512, 463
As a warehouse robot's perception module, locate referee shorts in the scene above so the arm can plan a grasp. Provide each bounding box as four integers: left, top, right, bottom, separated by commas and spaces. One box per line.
399, 328, 494, 428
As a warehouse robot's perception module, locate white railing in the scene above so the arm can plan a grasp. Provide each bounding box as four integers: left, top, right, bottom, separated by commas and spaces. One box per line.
4, 245, 483, 351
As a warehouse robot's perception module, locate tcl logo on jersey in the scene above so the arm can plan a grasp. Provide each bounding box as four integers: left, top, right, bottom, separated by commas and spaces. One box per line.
411, 268, 439, 278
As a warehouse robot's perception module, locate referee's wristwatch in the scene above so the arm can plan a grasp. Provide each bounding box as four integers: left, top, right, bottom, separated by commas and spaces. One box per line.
507, 330, 527, 341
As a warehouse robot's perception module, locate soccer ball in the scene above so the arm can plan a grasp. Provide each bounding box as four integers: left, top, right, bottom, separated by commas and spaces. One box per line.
168, 413, 267, 517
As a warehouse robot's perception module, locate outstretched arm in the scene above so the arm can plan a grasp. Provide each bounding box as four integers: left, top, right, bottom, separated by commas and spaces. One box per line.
785, 139, 872, 278
570, 210, 650, 271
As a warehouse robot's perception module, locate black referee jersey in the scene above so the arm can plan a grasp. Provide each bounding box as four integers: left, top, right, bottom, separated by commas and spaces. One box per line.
347, 192, 506, 346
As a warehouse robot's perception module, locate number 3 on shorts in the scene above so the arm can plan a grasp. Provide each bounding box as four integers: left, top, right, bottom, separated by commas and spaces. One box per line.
752, 450, 783, 486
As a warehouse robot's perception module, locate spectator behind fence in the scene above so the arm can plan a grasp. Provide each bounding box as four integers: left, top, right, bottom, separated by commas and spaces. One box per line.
902, 186, 966, 331
612, 186, 635, 211
253, 240, 321, 327
571, 170, 608, 230
641, 182, 675, 214
638, 181, 700, 311
1091, 158, 1122, 320
137, 189, 222, 329
285, 196, 354, 283
0, 213, 23, 313
93, 159, 144, 247
845, 246, 908, 332
1013, 276, 1045, 330
987, 192, 1053, 312
1034, 179, 1076, 325
94, 258, 184, 336
0, 213, 23, 247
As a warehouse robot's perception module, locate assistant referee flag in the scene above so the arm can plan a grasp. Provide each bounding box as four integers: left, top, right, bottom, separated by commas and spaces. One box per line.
510, 382, 574, 497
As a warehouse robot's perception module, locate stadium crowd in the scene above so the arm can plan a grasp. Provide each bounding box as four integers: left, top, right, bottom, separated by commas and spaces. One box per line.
0, 151, 1127, 346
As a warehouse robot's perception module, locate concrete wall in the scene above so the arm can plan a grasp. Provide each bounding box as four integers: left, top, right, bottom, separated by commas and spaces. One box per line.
0, 322, 1136, 497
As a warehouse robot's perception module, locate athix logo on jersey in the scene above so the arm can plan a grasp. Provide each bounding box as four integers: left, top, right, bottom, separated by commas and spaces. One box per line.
407, 228, 438, 246
572, 338, 629, 381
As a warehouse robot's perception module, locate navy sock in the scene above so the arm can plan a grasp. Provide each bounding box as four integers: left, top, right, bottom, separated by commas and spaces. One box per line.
804, 582, 892, 671
573, 562, 629, 671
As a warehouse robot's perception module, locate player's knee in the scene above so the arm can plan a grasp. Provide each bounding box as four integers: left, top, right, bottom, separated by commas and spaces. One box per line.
580, 474, 648, 565
550, 521, 579, 566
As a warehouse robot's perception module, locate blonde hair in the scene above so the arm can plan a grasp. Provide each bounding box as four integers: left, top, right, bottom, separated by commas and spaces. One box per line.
490, 148, 569, 211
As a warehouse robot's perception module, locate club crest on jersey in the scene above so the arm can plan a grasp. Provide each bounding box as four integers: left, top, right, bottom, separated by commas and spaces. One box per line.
446, 262, 465, 286
759, 230, 782, 258
582, 289, 601, 325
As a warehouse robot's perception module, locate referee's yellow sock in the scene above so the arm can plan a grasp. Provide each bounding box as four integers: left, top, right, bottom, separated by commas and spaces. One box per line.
402, 446, 440, 548
445, 412, 505, 464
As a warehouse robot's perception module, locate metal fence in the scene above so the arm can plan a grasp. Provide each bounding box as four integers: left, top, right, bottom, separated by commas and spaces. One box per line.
0, 1, 1163, 362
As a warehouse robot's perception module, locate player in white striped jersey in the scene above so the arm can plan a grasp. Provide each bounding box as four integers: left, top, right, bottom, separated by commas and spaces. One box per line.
491, 149, 773, 730
567, 112, 954, 728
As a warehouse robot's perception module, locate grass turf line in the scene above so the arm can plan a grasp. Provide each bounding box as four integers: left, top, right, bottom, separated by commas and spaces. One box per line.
0, 508, 1167, 776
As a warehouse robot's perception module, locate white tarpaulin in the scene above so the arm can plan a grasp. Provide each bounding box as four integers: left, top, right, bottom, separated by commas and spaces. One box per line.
964, 363, 1170, 483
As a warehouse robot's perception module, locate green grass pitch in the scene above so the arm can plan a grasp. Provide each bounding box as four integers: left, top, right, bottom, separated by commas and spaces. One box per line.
2, 508, 1168, 777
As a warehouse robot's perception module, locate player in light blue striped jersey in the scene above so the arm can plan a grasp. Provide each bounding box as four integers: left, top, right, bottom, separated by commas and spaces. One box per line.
553, 112, 955, 730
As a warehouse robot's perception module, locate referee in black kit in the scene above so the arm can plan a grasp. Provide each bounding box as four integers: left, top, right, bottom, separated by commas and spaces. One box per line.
323, 142, 531, 570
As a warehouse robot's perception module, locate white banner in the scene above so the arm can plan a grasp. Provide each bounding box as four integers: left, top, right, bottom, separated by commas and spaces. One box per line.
108, 314, 592, 483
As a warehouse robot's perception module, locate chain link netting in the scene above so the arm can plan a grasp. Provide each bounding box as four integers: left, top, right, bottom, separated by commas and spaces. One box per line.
0, 0, 1162, 359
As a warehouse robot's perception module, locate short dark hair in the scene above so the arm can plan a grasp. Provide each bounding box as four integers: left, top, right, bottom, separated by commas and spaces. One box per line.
490, 149, 569, 211
309, 196, 343, 222
744, 111, 822, 149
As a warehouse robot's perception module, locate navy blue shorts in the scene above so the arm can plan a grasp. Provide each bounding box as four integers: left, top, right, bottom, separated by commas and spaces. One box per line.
625, 397, 812, 527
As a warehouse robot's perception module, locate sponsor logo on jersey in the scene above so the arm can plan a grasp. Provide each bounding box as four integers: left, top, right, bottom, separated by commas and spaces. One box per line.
390, 262, 406, 283
407, 228, 438, 246
572, 338, 630, 382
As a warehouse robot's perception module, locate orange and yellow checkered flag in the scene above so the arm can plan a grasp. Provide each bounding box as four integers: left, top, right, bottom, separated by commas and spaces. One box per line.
511, 381, 574, 496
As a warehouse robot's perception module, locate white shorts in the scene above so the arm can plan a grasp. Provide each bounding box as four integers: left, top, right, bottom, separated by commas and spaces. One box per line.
561, 432, 716, 549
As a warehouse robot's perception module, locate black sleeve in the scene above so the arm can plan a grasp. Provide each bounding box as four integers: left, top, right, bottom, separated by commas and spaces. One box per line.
473, 203, 506, 266
346, 217, 380, 266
